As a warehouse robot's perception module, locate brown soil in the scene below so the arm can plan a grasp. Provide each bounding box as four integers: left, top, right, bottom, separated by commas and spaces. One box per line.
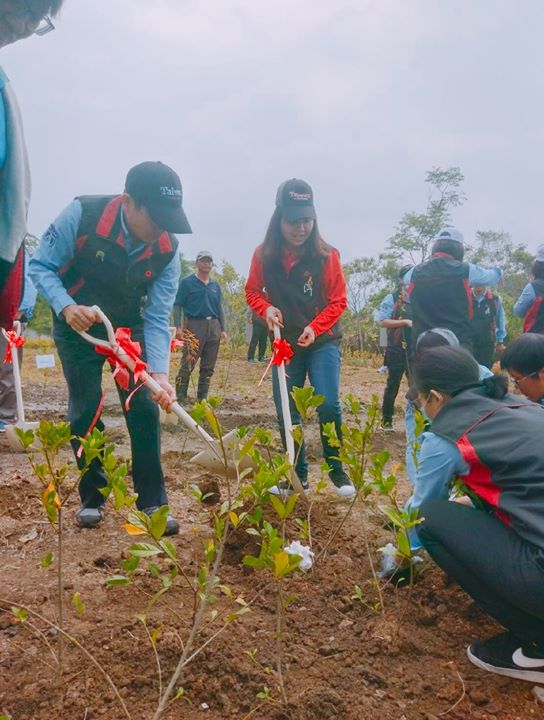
0, 347, 541, 720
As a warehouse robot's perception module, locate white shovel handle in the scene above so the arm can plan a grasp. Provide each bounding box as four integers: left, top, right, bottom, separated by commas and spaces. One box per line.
273, 325, 296, 464
77, 306, 224, 459
2, 320, 25, 423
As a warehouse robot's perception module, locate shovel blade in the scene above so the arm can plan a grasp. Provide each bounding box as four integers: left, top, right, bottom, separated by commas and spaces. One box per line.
4, 421, 39, 452
190, 428, 257, 478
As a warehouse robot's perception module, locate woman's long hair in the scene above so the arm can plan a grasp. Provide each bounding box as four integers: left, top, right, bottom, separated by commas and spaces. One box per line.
413, 346, 508, 400
260, 207, 331, 269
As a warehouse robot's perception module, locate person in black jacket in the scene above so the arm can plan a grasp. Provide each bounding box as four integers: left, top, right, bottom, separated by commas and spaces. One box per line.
413, 345, 544, 684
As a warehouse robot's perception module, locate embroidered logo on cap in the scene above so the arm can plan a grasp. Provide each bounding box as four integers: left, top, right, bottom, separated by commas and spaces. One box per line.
288, 191, 311, 202
160, 186, 182, 198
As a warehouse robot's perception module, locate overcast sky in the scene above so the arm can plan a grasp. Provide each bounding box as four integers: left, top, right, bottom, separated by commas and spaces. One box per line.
3, 0, 543, 273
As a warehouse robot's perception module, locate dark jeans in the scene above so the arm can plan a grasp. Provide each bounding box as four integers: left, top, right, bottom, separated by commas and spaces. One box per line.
176, 317, 221, 400
53, 320, 167, 510
472, 341, 494, 370
247, 320, 268, 361
418, 499, 544, 643
271, 340, 343, 480
381, 348, 409, 424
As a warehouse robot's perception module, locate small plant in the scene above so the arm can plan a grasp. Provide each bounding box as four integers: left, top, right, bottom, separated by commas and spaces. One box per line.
16, 422, 110, 670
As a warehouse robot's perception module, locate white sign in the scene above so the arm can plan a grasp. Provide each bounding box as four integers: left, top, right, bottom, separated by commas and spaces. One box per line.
35, 354, 56, 369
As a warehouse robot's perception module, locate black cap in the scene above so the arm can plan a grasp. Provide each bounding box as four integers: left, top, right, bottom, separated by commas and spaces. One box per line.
125, 161, 192, 234
275, 178, 317, 222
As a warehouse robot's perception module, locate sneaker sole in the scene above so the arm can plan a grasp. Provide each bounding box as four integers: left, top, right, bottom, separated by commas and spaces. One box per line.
467, 646, 544, 684
333, 486, 356, 499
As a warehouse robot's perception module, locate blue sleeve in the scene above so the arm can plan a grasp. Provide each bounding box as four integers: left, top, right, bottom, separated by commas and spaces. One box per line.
495, 295, 506, 342
408, 432, 469, 511
29, 200, 83, 317
513, 283, 535, 318
378, 293, 394, 322
468, 263, 502, 287
19, 249, 38, 317
0, 84, 6, 170
142, 248, 181, 374
406, 431, 469, 551
478, 363, 494, 379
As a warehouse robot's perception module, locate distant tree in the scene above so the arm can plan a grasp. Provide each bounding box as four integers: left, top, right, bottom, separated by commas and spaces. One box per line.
465, 230, 532, 298
387, 166, 466, 264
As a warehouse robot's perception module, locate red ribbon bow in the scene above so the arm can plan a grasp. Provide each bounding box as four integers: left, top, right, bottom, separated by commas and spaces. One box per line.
170, 338, 184, 352
258, 337, 294, 386
271, 337, 294, 366
3, 329, 25, 364
95, 327, 148, 393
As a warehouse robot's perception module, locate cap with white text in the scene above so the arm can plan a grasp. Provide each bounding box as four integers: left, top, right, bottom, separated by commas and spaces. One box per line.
125, 161, 192, 234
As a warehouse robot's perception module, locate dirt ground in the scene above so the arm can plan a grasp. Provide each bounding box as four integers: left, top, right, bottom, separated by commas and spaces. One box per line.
0, 343, 542, 720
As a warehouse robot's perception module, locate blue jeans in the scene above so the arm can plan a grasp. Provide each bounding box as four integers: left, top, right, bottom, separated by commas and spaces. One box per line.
272, 340, 343, 480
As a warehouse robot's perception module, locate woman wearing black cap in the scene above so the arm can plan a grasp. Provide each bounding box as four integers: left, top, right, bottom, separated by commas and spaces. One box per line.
245, 179, 354, 498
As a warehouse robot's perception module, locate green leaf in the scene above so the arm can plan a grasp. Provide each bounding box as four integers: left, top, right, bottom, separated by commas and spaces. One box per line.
105, 575, 130, 588
11, 606, 28, 622
147, 506, 169, 540
41, 551, 53, 569
268, 493, 287, 520
129, 542, 161, 558
158, 538, 177, 561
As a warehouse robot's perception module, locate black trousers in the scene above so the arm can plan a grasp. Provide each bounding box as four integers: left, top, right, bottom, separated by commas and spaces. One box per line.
418, 499, 544, 643
381, 349, 409, 423
247, 320, 268, 361
53, 320, 167, 510
175, 317, 221, 400
472, 341, 495, 370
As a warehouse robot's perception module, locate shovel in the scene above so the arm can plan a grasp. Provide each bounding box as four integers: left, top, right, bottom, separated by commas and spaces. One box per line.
267, 324, 306, 496
1, 320, 39, 451
78, 306, 250, 478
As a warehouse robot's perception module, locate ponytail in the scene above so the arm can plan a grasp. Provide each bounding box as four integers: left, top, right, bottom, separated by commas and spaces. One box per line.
481, 375, 508, 399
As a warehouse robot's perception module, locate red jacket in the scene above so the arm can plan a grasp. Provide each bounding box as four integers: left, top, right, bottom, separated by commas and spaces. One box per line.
245, 244, 347, 338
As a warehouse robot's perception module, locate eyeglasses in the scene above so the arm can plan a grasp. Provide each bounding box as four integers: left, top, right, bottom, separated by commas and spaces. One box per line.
512, 371, 538, 389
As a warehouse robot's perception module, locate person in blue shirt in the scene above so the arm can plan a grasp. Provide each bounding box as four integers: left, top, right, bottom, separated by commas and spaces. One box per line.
513, 245, 544, 333
30, 161, 191, 534
469, 285, 507, 369
173, 251, 227, 403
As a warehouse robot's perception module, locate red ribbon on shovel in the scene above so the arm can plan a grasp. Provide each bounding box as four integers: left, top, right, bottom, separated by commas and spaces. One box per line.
3, 329, 25, 364
95, 327, 148, 406
77, 328, 148, 458
258, 337, 294, 386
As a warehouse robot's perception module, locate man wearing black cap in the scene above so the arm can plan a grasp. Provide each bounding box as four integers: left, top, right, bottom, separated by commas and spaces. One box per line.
173, 251, 227, 403
404, 227, 502, 350
30, 161, 191, 533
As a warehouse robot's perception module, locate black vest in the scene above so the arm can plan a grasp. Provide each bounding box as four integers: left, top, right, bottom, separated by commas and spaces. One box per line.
386, 288, 412, 353
524, 279, 544, 333
431, 387, 544, 550
470, 291, 498, 345
59, 195, 178, 327
409, 254, 472, 346
263, 251, 341, 349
